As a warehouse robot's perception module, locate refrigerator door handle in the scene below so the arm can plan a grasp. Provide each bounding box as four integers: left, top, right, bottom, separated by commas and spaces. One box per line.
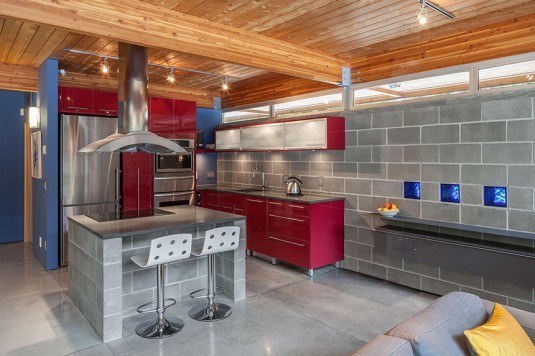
115, 168, 122, 204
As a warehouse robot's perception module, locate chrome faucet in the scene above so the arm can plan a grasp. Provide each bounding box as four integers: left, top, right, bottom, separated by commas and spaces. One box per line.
252, 166, 267, 191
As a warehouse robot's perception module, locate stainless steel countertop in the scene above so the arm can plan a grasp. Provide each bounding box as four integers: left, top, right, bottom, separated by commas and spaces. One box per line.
198, 185, 344, 204
68, 205, 244, 239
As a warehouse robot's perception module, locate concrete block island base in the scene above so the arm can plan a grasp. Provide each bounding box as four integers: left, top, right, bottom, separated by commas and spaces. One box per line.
67, 206, 246, 342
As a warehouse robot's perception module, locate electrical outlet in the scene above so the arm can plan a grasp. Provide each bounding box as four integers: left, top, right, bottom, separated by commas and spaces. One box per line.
207, 171, 215, 179
318, 176, 324, 186
44, 181, 47, 191
20, 108, 25, 116
43, 145, 47, 155
39, 236, 42, 248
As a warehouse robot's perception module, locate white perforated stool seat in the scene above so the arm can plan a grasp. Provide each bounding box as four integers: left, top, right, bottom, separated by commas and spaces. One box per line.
130, 233, 192, 338
188, 226, 240, 322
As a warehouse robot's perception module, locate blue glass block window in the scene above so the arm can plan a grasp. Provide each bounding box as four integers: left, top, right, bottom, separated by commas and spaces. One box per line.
441, 184, 460, 203
404, 181, 421, 200
484, 186, 507, 207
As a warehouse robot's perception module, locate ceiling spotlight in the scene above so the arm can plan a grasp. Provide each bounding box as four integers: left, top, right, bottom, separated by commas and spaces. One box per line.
166, 68, 175, 83
58, 69, 67, 77
416, 0, 454, 26
100, 57, 109, 74
416, 8, 428, 25
222, 78, 229, 91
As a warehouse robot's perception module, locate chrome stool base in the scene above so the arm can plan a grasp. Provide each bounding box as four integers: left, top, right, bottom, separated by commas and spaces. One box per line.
189, 303, 231, 322
135, 316, 185, 339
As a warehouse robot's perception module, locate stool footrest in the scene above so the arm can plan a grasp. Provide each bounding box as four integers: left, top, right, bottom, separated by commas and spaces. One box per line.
137, 298, 177, 314
189, 288, 222, 299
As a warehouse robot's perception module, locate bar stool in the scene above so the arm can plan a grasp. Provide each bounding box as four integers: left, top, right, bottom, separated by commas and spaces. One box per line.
131, 233, 192, 338
188, 226, 240, 322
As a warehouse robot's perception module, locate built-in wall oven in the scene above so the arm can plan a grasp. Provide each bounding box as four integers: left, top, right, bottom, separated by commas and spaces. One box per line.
154, 139, 195, 207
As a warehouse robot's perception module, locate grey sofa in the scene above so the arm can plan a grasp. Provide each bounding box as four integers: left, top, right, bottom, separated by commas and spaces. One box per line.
353, 292, 535, 356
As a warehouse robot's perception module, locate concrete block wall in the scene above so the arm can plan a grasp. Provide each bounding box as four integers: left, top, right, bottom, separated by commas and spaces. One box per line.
217, 89, 535, 312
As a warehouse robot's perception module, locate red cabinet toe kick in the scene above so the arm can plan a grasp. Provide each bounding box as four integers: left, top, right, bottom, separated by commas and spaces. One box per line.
201, 190, 344, 272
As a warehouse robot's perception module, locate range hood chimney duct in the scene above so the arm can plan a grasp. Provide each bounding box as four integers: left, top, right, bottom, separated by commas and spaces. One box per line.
79, 43, 186, 154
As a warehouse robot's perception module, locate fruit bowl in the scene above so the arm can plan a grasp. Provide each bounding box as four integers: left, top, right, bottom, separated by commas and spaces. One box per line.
377, 208, 400, 218
377, 202, 399, 217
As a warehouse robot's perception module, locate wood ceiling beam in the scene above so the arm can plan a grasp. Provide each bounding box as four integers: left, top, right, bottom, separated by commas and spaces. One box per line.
0, 63, 38, 92
59, 72, 217, 108
350, 9, 535, 84
0, 0, 347, 84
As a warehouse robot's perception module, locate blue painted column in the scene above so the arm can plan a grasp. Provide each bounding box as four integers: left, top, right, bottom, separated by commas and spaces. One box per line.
196, 107, 221, 186
32, 59, 59, 270
0, 90, 26, 243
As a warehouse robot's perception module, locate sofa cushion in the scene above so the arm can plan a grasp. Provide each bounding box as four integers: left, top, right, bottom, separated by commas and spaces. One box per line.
465, 303, 535, 356
352, 335, 414, 356
388, 292, 488, 356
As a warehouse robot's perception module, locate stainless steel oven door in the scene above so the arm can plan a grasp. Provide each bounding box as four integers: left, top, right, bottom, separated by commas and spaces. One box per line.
154, 176, 195, 193
155, 149, 193, 174
154, 191, 194, 207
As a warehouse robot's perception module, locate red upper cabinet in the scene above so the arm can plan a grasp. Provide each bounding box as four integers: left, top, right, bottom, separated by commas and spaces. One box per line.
59, 87, 93, 114
148, 97, 174, 135
93, 90, 118, 117
174, 100, 196, 134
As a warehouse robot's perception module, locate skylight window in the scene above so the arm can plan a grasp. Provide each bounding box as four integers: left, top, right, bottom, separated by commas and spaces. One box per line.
222, 105, 270, 123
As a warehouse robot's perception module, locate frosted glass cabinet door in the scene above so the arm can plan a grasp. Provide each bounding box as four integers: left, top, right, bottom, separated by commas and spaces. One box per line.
242, 123, 283, 150
216, 129, 241, 150
284, 118, 327, 149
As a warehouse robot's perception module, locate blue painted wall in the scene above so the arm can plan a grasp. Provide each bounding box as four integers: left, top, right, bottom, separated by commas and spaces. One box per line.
32, 59, 59, 270
0, 90, 26, 243
196, 108, 220, 186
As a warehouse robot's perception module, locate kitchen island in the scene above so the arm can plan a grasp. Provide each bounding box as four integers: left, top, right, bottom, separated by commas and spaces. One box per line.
67, 206, 246, 342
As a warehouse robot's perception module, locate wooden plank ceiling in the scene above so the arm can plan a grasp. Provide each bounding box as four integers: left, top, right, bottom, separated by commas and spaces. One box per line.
0, 0, 534, 108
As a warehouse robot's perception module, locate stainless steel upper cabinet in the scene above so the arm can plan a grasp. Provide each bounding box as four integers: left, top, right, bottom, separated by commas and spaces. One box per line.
284, 118, 327, 149
215, 128, 241, 150
61, 115, 120, 205
241, 123, 283, 150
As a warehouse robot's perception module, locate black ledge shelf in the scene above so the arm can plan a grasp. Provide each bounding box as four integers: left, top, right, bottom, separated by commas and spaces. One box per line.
367, 213, 535, 242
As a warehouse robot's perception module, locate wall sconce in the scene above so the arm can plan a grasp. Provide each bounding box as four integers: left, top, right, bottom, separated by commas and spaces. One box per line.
28, 106, 40, 128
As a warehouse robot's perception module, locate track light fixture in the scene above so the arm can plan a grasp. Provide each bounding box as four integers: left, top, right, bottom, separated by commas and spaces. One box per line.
222, 78, 229, 91
100, 57, 110, 74
416, 0, 455, 26
166, 68, 175, 83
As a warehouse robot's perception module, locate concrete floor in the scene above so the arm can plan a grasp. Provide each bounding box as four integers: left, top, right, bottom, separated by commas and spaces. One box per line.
0, 242, 437, 355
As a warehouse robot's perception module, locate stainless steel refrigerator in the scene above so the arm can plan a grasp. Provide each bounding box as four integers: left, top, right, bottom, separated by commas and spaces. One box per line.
60, 114, 120, 266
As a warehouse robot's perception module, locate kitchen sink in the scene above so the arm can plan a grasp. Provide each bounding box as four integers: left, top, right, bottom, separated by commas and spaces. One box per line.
235, 188, 264, 193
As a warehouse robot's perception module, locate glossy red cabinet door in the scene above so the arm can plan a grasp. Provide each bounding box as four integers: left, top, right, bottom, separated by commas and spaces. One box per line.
93, 90, 118, 117
245, 197, 268, 253
202, 191, 221, 210
121, 153, 154, 211
174, 100, 196, 134
149, 97, 174, 135
59, 87, 93, 114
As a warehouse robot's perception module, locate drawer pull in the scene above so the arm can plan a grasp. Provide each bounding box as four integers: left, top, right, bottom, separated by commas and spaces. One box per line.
247, 199, 264, 203
268, 201, 282, 206
222, 205, 232, 209
269, 236, 304, 247
67, 106, 89, 110
269, 214, 305, 223
288, 204, 305, 209
98, 108, 117, 112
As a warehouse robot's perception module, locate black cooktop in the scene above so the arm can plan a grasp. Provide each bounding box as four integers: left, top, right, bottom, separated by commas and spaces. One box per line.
86, 208, 174, 222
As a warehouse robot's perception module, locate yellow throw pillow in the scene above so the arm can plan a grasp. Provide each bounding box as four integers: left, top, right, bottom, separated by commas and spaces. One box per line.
464, 303, 535, 356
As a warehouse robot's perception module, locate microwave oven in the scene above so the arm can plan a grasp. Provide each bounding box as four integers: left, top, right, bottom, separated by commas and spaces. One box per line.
154, 139, 194, 174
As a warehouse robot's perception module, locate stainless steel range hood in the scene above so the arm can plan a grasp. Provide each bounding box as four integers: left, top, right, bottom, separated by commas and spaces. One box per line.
79, 43, 187, 154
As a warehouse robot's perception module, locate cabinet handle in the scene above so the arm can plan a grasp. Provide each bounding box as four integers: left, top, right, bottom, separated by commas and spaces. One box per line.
222, 205, 232, 210
67, 106, 89, 110
269, 236, 304, 247
235, 208, 245, 213
268, 201, 282, 206
247, 198, 263, 203
98, 108, 117, 112
268, 214, 305, 223
288, 204, 305, 209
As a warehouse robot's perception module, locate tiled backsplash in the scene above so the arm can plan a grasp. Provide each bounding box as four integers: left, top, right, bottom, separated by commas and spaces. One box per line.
217, 89, 535, 312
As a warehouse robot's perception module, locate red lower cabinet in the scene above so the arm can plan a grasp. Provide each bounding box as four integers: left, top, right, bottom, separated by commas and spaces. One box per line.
121, 153, 154, 211
200, 190, 344, 270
